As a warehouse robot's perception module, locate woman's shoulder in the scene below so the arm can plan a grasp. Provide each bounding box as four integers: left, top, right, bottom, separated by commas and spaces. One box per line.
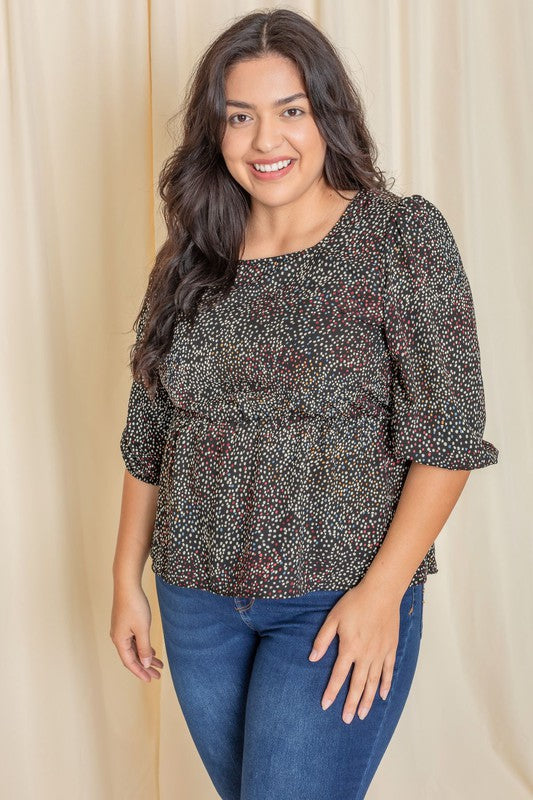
360, 190, 457, 272
374, 190, 466, 294
368, 188, 452, 235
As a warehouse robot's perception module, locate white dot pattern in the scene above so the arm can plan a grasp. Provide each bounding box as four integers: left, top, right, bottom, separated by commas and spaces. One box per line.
120, 188, 499, 598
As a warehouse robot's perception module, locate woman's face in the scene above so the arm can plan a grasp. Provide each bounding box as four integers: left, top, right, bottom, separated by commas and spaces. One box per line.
220, 54, 328, 208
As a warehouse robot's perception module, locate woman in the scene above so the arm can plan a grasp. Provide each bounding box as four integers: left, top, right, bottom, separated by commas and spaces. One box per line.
110, 9, 499, 799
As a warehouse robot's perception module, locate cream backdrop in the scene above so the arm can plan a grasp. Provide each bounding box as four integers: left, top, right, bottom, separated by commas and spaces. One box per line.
1, 0, 530, 798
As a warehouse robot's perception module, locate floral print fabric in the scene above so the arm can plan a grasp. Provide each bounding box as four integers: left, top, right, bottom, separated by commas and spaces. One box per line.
119, 188, 499, 598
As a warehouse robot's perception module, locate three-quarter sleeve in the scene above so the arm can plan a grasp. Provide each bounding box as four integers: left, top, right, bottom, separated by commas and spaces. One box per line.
119, 299, 175, 485
382, 194, 499, 470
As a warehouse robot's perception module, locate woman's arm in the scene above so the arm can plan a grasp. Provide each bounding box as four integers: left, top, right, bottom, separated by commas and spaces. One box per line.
112, 469, 159, 587
112, 295, 174, 681
110, 469, 164, 682
310, 460, 470, 719
309, 460, 471, 723
358, 460, 470, 601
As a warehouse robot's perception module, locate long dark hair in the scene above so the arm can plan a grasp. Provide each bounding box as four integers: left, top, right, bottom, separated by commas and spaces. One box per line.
130, 7, 394, 397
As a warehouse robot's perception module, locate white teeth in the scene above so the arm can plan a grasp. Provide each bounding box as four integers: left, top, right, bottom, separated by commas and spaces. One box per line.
252, 159, 292, 173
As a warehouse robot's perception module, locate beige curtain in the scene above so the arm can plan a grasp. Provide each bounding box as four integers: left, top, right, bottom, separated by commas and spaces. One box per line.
1, 1, 529, 797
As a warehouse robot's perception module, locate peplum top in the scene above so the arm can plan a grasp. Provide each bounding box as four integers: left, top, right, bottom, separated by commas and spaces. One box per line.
119, 187, 499, 598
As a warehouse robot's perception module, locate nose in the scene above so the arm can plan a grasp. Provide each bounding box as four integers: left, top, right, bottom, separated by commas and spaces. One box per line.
252, 115, 284, 152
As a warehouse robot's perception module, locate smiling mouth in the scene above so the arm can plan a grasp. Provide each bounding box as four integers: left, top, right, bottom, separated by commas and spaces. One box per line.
251, 158, 294, 173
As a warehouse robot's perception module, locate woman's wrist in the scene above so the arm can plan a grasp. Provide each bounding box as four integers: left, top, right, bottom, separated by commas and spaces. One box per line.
112, 557, 146, 589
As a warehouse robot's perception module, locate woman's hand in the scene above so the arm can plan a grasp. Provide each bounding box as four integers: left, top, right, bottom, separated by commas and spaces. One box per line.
110, 582, 164, 682
308, 580, 401, 723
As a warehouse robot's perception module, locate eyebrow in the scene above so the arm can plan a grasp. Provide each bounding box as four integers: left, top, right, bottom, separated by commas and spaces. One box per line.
225, 92, 308, 110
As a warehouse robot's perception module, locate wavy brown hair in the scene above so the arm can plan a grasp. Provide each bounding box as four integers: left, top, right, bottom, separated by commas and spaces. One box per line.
129, 7, 394, 397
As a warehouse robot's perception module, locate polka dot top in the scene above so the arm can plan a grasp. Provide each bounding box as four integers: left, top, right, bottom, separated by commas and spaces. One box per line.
119, 187, 499, 598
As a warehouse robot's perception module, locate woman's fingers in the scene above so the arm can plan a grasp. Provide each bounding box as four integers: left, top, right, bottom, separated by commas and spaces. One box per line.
343, 661, 382, 722
379, 652, 395, 700
320, 651, 353, 711
138, 644, 164, 678
115, 634, 152, 681
110, 586, 164, 682
309, 592, 401, 723
134, 630, 156, 668
322, 651, 396, 724
308, 616, 337, 663
113, 634, 164, 682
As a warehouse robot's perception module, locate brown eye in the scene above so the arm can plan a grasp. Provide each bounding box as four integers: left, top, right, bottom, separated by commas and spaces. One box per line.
229, 114, 250, 125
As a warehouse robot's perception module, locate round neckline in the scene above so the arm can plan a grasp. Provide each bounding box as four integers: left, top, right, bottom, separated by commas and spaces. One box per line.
237, 189, 364, 264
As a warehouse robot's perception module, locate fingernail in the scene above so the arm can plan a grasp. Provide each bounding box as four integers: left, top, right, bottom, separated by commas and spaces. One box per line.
343, 712, 354, 724
381, 689, 389, 701
141, 657, 152, 668
321, 698, 333, 710
309, 649, 318, 661
358, 707, 369, 720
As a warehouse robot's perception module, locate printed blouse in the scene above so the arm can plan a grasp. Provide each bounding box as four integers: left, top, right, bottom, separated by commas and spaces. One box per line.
119, 188, 499, 598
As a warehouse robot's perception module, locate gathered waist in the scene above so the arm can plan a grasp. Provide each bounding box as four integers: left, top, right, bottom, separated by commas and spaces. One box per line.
168, 393, 390, 428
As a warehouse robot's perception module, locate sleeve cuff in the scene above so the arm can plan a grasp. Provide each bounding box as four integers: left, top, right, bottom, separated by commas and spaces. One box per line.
390, 410, 500, 470
120, 433, 162, 485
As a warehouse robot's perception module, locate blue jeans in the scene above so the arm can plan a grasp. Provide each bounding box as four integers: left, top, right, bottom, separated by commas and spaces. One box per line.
155, 575, 424, 800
